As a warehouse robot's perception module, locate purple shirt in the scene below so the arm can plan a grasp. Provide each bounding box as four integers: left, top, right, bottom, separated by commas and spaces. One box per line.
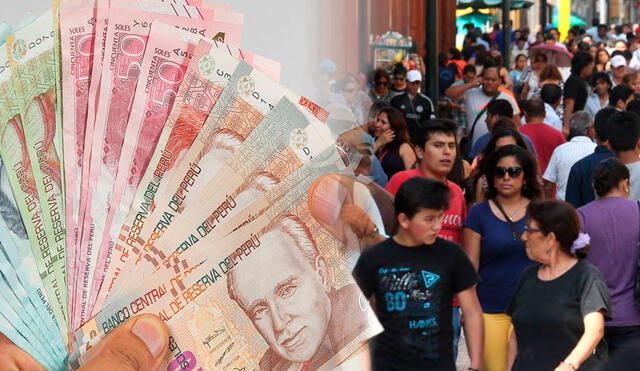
578, 197, 640, 326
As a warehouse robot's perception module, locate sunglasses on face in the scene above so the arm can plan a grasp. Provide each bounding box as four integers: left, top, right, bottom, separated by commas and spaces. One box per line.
393, 76, 406, 82
494, 166, 523, 178
376, 80, 389, 86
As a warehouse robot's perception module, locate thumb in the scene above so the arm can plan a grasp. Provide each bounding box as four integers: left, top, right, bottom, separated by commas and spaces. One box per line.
78, 314, 169, 371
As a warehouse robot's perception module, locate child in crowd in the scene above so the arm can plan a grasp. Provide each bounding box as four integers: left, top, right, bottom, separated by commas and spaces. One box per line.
353, 177, 484, 370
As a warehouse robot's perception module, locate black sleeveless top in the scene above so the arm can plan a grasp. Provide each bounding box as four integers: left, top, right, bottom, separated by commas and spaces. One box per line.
379, 145, 406, 179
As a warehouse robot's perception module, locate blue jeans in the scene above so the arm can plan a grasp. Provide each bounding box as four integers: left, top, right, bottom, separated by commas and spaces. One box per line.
452, 306, 461, 360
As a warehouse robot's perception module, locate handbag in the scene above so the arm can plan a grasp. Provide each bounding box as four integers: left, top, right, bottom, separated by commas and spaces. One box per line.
460, 91, 500, 161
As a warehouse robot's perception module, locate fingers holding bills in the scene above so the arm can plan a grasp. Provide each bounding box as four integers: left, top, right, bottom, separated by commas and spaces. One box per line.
0, 2, 385, 370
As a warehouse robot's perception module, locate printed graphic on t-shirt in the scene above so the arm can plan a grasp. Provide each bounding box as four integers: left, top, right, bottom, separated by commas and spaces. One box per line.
378, 266, 443, 359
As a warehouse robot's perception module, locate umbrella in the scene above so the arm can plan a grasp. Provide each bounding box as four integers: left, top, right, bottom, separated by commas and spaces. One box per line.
457, 11, 492, 31
457, 0, 534, 10
528, 43, 574, 67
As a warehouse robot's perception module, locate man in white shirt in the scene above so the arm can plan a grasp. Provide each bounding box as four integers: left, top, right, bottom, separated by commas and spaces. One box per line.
540, 84, 563, 131
585, 19, 599, 40
444, 66, 520, 147
543, 111, 597, 200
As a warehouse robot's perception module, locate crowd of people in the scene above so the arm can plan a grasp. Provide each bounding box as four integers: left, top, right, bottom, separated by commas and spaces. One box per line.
312, 20, 640, 371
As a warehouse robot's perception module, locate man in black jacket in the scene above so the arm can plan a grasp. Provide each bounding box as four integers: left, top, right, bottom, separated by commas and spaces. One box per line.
390, 70, 435, 143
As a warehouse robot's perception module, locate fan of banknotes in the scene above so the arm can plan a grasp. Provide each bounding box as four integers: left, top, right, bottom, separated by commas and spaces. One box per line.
0, 0, 384, 369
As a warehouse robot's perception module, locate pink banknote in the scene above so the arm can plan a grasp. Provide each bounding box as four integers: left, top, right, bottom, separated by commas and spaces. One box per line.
86, 22, 210, 316
73, 2, 215, 329
59, 0, 96, 326
93, 38, 281, 314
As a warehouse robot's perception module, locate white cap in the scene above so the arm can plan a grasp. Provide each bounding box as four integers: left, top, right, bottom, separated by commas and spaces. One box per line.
407, 70, 422, 83
611, 55, 627, 68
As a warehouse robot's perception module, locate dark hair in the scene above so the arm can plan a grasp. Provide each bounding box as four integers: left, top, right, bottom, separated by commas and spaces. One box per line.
514, 53, 528, 63
377, 105, 411, 148
449, 47, 463, 60
611, 50, 624, 59
524, 98, 546, 118
626, 99, 640, 116
481, 65, 499, 78
462, 64, 477, 75
571, 51, 593, 74
592, 158, 630, 197
479, 127, 529, 172
608, 111, 640, 153
412, 119, 458, 148
540, 65, 563, 82
592, 71, 612, 88
491, 118, 521, 133
438, 52, 450, 67
540, 84, 563, 105
485, 145, 541, 200
593, 107, 617, 142
595, 48, 610, 64
392, 62, 407, 76
533, 53, 548, 63
577, 41, 590, 51
526, 200, 589, 258
609, 84, 634, 107
373, 68, 390, 84
395, 177, 451, 217
487, 99, 514, 118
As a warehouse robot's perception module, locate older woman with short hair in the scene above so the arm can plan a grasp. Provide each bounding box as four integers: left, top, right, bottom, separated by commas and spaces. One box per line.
507, 200, 612, 371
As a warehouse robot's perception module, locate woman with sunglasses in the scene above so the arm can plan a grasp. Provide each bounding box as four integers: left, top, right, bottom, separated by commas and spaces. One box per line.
577, 158, 640, 358
333, 73, 372, 126
463, 145, 540, 371
371, 105, 416, 179
470, 124, 532, 204
368, 68, 393, 104
507, 200, 611, 371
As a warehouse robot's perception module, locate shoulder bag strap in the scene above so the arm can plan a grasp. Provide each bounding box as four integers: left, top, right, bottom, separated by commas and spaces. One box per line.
468, 92, 501, 140
492, 198, 520, 240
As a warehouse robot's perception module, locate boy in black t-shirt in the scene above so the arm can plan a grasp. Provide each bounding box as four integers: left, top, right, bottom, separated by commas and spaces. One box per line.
353, 178, 483, 371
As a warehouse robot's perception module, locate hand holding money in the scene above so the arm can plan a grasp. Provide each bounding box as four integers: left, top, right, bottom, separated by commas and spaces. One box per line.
1, 314, 169, 371
0, 1, 383, 369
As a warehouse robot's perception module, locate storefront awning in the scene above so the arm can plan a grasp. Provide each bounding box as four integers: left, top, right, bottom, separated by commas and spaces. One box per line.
457, 0, 534, 10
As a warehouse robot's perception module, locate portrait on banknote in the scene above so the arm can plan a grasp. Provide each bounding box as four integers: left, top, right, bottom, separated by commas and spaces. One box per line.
226, 213, 369, 370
